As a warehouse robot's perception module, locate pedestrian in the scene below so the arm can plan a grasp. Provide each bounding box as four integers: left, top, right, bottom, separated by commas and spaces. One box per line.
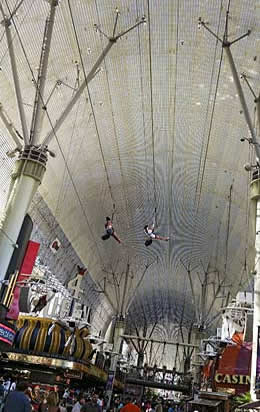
31, 386, 41, 411
155, 399, 163, 412
72, 395, 85, 412
97, 394, 104, 412
46, 390, 59, 412
24, 386, 33, 403
120, 397, 141, 412
59, 400, 67, 412
4, 381, 32, 412
83, 394, 99, 412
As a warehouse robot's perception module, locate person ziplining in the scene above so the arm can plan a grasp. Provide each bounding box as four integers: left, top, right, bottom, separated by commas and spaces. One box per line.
102, 215, 122, 244
144, 217, 169, 247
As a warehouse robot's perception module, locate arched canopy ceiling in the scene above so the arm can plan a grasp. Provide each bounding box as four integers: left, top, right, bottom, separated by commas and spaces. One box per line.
0, 0, 259, 332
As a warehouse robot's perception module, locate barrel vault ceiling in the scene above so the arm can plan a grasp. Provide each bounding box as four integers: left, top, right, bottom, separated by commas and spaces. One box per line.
0, 0, 260, 336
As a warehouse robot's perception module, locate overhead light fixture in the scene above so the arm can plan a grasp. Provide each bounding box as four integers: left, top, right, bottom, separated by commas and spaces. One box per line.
244, 163, 257, 172
6, 148, 21, 158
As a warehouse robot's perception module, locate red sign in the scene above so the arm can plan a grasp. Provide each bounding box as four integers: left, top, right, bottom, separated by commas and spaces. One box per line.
215, 343, 252, 394
0, 323, 16, 345
7, 241, 40, 320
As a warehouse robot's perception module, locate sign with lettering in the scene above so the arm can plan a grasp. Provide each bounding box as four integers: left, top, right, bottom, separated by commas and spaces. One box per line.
214, 342, 251, 394
215, 374, 250, 385
64, 370, 83, 380
0, 323, 16, 345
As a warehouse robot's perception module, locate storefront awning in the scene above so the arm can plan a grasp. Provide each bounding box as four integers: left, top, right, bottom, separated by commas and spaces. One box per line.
188, 399, 222, 407
238, 400, 260, 409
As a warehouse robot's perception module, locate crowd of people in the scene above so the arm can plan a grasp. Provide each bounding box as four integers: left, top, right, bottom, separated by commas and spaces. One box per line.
0, 376, 184, 412
110, 397, 184, 412
0, 378, 104, 412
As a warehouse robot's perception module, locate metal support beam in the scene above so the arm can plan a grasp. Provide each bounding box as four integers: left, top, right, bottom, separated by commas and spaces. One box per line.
97, 280, 117, 313
122, 334, 199, 349
41, 40, 114, 147
256, 96, 260, 134
0, 7, 29, 145
204, 279, 225, 325
188, 269, 199, 323
120, 263, 130, 316
224, 45, 260, 161
125, 261, 155, 313
106, 318, 125, 410
0, 103, 22, 149
241, 74, 257, 100
9, 0, 25, 20
143, 322, 158, 352
41, 17, 146, 147
200, 20, 258, 160
180, 260, 200, 323
30, 0, 58, 145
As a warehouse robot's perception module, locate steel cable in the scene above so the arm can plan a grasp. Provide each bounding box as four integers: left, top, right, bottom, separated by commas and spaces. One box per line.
67, 0, 116, 209
93, 0, 133, 226
188, 0, 226, 267
146, 0, 156, 209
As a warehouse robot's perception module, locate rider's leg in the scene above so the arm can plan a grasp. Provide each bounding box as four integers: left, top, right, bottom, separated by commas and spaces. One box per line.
155, 234, 169, 241
112, 232, 121, 243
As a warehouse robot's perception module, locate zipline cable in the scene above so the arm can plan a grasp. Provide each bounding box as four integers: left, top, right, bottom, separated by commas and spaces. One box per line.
0, 0, 34, 68
68, 0, 116, 211
188, 0, 226, 266
135, 0, 150, 207
93, 0, 133, 227
147, 0, 157, 210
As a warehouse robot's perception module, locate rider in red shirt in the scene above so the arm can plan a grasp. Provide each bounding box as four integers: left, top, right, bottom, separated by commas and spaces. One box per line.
120, 398, 141, 412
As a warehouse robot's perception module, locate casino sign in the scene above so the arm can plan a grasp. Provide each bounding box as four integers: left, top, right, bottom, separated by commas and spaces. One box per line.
215, 374, 250, 385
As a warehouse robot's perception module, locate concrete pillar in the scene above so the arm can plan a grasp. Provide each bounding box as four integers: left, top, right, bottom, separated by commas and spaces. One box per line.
0, 147, 47, 283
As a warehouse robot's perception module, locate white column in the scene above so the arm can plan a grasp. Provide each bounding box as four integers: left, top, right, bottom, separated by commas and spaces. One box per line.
251, 198, 260, 399
0, 154, 46, 282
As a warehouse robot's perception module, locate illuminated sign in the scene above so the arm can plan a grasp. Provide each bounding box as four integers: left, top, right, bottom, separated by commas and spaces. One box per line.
215, 373, 250, 385
0, 323, 16, 345
64, 370, 83, 380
